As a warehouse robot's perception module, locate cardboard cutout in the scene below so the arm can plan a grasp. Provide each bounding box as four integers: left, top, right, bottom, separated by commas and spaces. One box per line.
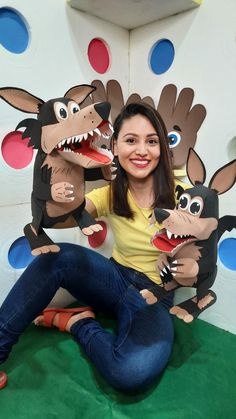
140, 149, 236, 323
0, 85, 114, 255
84, 80, 206, 170
157, 84, 206, 169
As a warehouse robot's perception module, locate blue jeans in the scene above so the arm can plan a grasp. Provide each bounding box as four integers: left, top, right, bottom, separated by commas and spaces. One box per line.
0, 243, 174, 392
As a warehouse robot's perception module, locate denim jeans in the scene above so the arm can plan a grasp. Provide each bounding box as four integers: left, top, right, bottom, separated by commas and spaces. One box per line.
0, 243, 174, 392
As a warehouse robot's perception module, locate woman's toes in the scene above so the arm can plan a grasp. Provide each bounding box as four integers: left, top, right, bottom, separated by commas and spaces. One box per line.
33, 315, 44, 326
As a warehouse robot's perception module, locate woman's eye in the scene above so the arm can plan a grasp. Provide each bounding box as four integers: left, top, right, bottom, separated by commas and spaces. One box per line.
126, 138, 135, 144
168, 131, 181, 148
148, 138, 159, 145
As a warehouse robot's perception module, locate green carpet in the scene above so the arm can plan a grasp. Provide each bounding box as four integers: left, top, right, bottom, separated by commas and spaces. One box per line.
0, 316, 236, 419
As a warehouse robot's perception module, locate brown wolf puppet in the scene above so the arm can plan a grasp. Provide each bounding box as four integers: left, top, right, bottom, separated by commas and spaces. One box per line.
0, 85, 114, 255
141, 148, 236, 322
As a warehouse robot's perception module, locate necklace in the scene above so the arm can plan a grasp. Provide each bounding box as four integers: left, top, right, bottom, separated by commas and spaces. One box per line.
128, 190, 153, 220
129, 187, 154, 209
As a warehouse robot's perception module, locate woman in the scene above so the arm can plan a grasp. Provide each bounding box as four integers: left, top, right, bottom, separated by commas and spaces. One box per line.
0, 102, 178, 392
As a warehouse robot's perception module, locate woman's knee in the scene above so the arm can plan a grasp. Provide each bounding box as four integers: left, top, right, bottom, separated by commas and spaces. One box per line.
106, 350, 169, 392
107, 365, 156, 392
29, 243, 82, 273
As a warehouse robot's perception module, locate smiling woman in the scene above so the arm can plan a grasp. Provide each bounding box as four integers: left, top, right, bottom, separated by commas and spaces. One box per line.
113, 114, 161, 185
111, 102, 175, 217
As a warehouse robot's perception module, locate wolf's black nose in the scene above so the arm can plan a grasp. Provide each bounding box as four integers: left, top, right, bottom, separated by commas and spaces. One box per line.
154, 208, 170, 223
94, 102, 111, 120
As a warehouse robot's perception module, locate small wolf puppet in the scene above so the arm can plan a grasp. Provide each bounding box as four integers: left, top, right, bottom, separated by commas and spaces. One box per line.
0, 85, 114, 255
141, 148, 236, 322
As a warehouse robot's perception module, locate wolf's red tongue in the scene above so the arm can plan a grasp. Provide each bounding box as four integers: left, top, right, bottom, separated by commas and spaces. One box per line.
152, 232, 184, 252
73, 139, 110, 163
81, 146, 110, 163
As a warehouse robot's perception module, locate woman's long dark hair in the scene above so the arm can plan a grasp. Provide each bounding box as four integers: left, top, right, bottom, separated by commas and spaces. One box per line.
110, 102, 175, 218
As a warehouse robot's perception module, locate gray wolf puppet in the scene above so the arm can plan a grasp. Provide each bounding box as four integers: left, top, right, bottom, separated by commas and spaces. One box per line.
141, 148, 236, 322
0, 85, 114, 255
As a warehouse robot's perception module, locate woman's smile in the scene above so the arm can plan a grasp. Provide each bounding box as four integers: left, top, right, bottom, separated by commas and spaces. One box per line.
130, 158, 150, 168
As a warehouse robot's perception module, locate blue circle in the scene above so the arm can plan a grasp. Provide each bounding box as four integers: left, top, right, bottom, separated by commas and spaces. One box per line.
8, 236, 34, 269
0, 8, 29, 54
218, 238, 236, 271
149, 39, 175, 75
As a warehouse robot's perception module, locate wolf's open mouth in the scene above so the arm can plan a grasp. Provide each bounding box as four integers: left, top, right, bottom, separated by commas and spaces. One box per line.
152, 228, 195, 253
55, 121, 113, 164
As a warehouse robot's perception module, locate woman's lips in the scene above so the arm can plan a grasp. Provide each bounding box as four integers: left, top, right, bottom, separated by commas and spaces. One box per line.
130, 159, 150, 168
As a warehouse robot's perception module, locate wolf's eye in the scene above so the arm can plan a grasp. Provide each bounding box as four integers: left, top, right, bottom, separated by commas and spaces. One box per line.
168, 131, 181, 148
70, 102, 80, 114
60, 108, 67, 118
178, 193, 190, 210
54, 102, 68, 120
189, 198, 203, 215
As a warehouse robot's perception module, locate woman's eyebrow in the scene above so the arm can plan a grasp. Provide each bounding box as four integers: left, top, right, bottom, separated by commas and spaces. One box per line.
123, 133, 138, 137
146, 133, 159, 137
123, 132, 158, 137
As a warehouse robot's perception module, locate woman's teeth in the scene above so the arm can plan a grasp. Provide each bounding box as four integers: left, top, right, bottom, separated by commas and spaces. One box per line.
132, 160, 149, 165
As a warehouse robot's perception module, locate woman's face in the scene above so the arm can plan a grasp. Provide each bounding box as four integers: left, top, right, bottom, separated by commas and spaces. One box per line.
113, 114, 161, 181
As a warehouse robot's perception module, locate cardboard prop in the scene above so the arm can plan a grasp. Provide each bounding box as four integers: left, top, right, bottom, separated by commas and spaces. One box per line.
83, 79, 206, 170
0, 85, 114, 255
156, 84, 206, 169
140, 149, 236, 323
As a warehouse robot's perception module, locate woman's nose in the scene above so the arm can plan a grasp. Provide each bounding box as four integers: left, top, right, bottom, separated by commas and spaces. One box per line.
135, 142, 148, 155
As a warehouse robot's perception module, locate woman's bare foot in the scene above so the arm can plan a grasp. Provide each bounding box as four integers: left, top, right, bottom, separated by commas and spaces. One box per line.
34, 310, 95, 332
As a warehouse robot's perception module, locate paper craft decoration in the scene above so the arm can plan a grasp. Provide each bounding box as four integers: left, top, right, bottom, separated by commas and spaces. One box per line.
156, 84, 206, 169
140, 148, 236, 322
0, 85, 114, 255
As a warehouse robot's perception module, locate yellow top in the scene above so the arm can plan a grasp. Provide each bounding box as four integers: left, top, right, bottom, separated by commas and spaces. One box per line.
86, 179, 187, 285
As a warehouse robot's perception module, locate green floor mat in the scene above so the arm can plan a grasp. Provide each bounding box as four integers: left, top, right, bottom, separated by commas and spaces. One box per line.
0, 316, 236, 419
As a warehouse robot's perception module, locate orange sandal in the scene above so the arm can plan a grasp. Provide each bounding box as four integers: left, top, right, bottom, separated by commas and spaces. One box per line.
35, 306, 94, 332
0, 371, 7, 389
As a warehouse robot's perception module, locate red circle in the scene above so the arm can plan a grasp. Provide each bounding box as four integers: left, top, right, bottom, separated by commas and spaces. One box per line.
88, 221, 108, 248
1, 130, 33, 169
88, 38, 110, 74
0, 371, 8, 389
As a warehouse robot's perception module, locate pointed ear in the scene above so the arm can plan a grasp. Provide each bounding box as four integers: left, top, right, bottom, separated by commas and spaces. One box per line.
175, 184, 184, 199
64, 84, 96, 104
0, 87, 44, 113
209, 160, 236, 194
186, 148, 206, 185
